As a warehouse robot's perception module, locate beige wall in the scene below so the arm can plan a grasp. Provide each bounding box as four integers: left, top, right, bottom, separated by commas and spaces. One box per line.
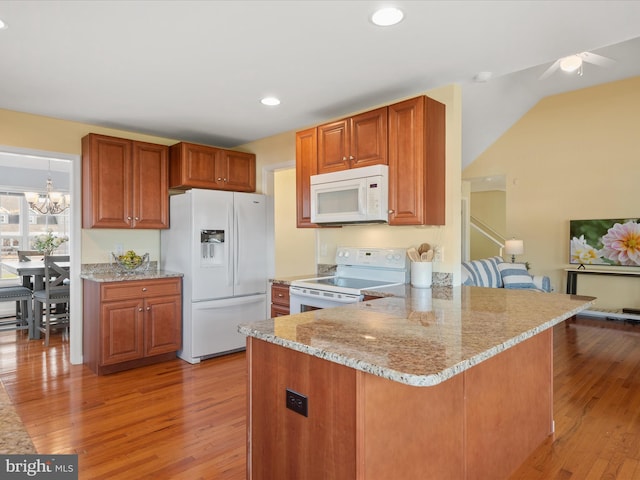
463, 76, 640, 306
273, 169, 316, 277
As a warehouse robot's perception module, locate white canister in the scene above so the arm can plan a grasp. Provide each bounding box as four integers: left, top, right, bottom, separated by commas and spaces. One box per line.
411, 261, 433, 288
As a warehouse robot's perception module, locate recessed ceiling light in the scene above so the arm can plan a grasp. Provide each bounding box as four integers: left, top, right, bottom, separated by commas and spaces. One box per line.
0, 18, 8, 30
371, 7, 404, 27
261, 97, 280, 106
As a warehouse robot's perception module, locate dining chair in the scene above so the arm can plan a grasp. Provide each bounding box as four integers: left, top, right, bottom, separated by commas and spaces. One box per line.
32, 255, 70, 346
0, 286, 33, 336
15, 250, 43, 322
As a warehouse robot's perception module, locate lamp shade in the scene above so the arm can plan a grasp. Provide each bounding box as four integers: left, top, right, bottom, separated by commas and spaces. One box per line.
504, 239, 524, 256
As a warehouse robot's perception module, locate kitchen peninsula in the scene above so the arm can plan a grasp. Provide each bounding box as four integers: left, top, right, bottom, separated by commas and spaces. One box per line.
239, 286, 595, 480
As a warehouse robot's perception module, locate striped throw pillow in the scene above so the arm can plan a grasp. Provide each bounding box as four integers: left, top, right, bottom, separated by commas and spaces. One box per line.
461, 256, 503, 288
497, 262, 536, 289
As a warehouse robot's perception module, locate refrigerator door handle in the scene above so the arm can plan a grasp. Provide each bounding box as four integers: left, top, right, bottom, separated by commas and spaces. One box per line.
234, 209, 240, 286
227, 206, 233, 288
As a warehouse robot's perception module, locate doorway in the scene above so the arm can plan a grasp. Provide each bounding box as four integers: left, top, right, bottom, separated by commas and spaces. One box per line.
0, 145, 81, 363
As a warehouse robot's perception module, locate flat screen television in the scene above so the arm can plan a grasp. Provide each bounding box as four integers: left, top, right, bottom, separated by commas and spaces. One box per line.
570, 218, 640, 267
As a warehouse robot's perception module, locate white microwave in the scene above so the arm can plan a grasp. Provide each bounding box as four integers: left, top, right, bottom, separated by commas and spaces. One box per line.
310, 164, 389, 224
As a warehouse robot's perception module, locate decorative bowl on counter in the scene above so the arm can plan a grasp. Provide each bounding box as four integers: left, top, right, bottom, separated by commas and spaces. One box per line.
111, 251, 150, 274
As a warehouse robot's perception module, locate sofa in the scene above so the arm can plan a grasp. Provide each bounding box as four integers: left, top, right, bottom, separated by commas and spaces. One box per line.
461, 256, 551, 292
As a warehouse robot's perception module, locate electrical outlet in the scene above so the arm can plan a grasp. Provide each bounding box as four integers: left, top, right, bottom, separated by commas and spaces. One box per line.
434, 246, 444, 262
285, 388, 308, 417
114, 243, 124, 256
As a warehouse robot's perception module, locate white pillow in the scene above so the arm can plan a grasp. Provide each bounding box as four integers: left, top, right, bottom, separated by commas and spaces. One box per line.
497, 262, 536, 289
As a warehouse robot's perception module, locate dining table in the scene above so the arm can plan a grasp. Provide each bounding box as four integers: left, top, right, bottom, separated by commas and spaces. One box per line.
1, 258, 70, 340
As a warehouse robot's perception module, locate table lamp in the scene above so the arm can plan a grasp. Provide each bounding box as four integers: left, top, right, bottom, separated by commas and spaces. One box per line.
504, 239, 524, 263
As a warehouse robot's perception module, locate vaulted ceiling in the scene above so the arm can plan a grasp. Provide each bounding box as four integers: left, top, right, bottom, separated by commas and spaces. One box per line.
1, 1, 640, 168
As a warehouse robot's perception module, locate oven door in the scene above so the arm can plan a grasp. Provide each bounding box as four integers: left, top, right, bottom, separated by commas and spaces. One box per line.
289, 286, 362, 314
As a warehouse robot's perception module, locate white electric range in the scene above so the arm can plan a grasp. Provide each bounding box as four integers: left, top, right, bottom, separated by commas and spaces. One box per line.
289, 247, 409, 313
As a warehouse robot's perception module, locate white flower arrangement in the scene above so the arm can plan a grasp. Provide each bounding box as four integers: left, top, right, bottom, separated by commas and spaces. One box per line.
32, 230, 69, 255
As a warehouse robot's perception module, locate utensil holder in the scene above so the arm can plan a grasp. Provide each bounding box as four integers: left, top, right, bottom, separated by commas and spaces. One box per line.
411, 261, 432, 288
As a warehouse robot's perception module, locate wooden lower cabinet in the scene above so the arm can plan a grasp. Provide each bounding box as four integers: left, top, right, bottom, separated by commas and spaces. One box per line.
270, 283, 290, 317
83, 277, 182, 375
247, 329, 553, 479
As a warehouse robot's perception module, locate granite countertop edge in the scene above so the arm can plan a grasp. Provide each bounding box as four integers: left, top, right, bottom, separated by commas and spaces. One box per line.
239, 296, 595, 387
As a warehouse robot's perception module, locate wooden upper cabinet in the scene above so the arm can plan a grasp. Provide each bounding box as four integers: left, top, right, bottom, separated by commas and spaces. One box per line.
388, 96, 445, 226
317, 107, 387, 174
82, 133, 169, 229
132, 142, 169, 229
296, 127, 318, 228
216, 149, 256, 192
169, 142, 255, 192
169, 142, 217, 189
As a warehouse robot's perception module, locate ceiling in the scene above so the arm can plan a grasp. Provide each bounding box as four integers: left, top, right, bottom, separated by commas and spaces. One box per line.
1, 1, 640, 169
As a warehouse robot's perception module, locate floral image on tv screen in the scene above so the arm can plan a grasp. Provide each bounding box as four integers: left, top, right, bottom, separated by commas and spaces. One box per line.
570, 218, 640, 267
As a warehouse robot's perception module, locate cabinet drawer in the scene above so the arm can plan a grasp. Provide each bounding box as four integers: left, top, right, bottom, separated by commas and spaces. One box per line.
271, 284, 290, 306
101, 278, 182, 301
270, 304, 290, 318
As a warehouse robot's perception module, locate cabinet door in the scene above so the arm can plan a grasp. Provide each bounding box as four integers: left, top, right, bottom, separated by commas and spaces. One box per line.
317, 119, 349, 173
388, 97, 425, 225
82, 134, 133, 228
101, 299, 144, 365
132, 141, 169, 229
296, 128, 318, 228
169, 142, 218, 189
388, 96, 445, 226
350, 107, 388, 168
144, 295, 182, 356
218, 150, 256, 192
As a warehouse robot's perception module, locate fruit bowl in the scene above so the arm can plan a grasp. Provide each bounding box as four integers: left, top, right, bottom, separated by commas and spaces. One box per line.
111, 251, 150, 273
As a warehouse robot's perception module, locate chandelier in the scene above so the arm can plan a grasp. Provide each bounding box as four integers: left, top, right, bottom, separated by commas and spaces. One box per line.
24, 176, 70, 215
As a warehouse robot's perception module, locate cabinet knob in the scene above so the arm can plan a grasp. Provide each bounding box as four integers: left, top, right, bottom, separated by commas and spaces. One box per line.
142, 287, 147, 292
127, 216, 132, 220
146, 307, 151, 311
134, 217, 139, 221
217, 177, 222, 181
342, 157, 347, 161
224, 178, 228, 182
138, 308, 143, 312
277, 293, 284, 298
388, 209, 394, 214
349, 155, 354, 160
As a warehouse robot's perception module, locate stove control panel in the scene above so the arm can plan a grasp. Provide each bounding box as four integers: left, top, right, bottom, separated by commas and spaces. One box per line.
335, 247, 407, 268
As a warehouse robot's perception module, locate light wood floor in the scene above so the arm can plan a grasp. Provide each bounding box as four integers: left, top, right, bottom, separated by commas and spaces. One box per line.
2, 317, 640, 479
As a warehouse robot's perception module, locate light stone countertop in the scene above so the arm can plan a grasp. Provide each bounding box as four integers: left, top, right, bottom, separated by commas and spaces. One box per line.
239, 286, 595, 387
79, 261, 183, 282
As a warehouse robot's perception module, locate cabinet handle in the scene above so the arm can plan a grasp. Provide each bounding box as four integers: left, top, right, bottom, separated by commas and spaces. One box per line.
127, 216, 132, 220
138, 307, 143, 312
134, 217, 139, 221
277, 293, 284, 297
349, 155, 354, 160
142, 287, 147, 292
342, 156, 347, 161
146, 307, 151, 311
388, 209, 394, 214
224, 178, 228, 182
217, 177, 222, 181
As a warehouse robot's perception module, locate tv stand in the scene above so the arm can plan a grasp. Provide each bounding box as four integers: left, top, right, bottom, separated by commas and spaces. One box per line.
565, 268, 640, 322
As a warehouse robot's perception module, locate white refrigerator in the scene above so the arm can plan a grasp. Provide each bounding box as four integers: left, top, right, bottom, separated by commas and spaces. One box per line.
161, 189, 271, 364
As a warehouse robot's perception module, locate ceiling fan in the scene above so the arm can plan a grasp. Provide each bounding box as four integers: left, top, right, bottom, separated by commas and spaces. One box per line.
540, 51, 615, 80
